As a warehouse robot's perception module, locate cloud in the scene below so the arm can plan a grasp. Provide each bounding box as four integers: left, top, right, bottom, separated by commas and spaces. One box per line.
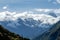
35, 9, 53, 12
56, 0, 60, 4
0, 9, 60, 28
54, 9, 60, 13
35, 9, 57, 13
35, 8, 60, 13
48, 0, 60, 4
3, 6, 7, 9
0, 10, 59, 24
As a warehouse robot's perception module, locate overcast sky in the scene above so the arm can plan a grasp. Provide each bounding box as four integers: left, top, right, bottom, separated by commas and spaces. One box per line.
0, 0, 60, 11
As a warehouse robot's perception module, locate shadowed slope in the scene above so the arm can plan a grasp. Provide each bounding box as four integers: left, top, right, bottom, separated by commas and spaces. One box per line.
0, 25, 29, 40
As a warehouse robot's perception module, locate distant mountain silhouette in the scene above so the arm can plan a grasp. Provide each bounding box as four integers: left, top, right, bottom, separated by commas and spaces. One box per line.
49, 12, 57, 17
0, 25, 29, 40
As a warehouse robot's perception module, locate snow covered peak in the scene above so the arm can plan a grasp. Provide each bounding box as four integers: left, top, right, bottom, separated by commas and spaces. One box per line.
0, 11, 59, 25
13, 13, 59, 24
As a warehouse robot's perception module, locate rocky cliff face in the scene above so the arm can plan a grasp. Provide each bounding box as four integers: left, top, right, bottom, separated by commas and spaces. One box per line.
0, 25, 29, 40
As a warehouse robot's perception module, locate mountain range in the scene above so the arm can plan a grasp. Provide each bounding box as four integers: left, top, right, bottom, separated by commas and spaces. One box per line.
0, 11, 60, 40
